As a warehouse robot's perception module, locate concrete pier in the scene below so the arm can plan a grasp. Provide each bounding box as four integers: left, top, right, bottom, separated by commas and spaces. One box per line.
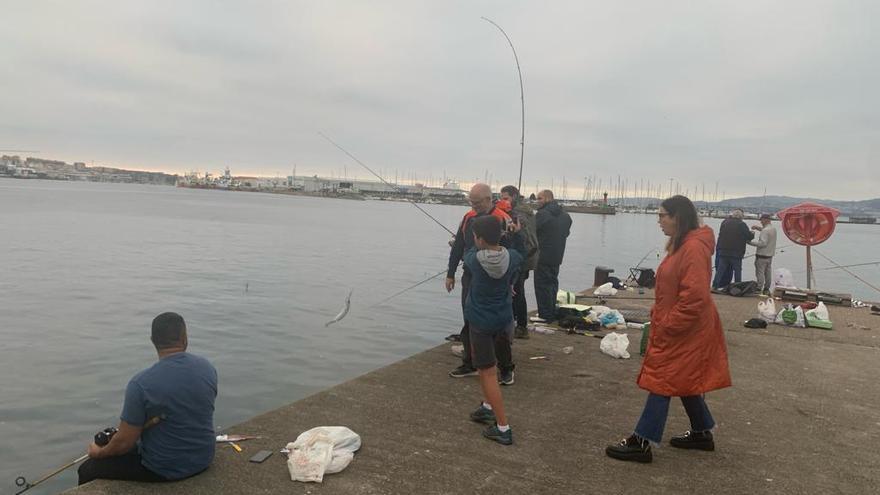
66, 292, 880, 494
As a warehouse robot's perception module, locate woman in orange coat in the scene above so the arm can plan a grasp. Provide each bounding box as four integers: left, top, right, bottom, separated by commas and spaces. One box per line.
606, 195, 731, 463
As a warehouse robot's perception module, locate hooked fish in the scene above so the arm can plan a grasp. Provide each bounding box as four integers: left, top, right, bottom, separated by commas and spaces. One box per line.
325, 289, 353, 327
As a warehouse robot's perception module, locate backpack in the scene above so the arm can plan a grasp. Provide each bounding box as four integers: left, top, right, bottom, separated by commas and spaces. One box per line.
636, 268, 656, 288
727, 280, 759, 297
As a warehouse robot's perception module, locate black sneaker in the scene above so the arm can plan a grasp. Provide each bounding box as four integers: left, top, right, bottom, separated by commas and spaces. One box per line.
482, 424, 513, 445
670, 430, 715, 451
498, 370, 515, 386
605, 434, 652, 463
449, 365, 478, 378
514, 325, 530, 339
470, 404, 496, 424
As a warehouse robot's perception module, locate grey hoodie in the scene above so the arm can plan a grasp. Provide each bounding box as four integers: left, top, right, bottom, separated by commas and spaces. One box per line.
476, 247, 510, 279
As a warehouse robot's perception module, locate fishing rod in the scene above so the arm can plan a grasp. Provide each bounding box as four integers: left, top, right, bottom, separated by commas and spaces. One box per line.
798, 261, 880, 273
632, 247, 658, 268
480, 17, 525, 192
318, 132, 455, 237
14, 418, 161, 494
813, 249, 880, 294
744, 244, 790, 259
15, 454, 88, 495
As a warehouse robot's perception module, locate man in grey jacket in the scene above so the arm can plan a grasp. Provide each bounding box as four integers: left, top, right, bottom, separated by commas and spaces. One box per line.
749, 213, 778, 295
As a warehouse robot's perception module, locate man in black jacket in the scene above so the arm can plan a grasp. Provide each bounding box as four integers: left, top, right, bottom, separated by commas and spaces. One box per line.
712, 209, 755, 289
532, 190, 572, 322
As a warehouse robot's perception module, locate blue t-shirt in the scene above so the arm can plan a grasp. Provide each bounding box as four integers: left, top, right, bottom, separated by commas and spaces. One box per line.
121, 352, 218, 480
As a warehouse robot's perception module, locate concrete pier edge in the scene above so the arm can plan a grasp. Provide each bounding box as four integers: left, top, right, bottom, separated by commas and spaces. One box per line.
65, 291, 880, 494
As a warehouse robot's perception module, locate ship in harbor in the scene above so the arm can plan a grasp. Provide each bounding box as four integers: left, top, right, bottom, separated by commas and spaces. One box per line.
562, 192, 617, 215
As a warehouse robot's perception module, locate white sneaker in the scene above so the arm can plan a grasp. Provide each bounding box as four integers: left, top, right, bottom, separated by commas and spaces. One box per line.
529, 316, 547, 323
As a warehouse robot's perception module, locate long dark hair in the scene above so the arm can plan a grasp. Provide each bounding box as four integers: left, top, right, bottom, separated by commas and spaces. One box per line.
661, 195, 700, 253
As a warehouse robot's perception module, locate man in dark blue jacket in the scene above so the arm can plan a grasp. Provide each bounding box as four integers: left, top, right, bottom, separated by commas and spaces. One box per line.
533, 190, 572, 322
712, 209, 755, 289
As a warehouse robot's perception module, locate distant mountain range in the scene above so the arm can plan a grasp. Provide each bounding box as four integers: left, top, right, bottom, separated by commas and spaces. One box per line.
711, 196, 880, 216
616, 195, 880, 217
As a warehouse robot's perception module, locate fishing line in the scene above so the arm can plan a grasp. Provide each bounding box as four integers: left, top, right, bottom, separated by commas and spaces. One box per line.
743, 244, 791, 259
813, 249, 880, 294
794, 261, 880, 273
318, 132, 455, 237
368, 268, 449, 308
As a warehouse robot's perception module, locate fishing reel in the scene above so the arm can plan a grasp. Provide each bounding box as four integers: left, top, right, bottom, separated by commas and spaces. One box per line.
94, 427, 118, 446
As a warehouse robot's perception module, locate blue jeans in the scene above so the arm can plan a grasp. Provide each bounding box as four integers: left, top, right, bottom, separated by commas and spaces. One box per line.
713, 255, 742, 289
634, 393, 715, 444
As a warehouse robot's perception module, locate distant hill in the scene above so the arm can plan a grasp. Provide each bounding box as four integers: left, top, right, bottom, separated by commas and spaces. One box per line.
616, 195, 880, 216
713, 196, 880, 216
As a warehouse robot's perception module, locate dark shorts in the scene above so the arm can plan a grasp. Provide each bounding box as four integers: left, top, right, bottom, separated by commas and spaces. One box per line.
470, 321, 514, 370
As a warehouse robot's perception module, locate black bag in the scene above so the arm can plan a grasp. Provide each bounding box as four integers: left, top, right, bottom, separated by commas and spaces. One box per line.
636, 269, 656, 288
743, 318, 768, 328
556, 306, 591, 320
727, 281, 759, 297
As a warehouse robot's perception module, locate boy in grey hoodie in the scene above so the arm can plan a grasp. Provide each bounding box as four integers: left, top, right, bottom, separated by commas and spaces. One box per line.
462, 215, 523, 445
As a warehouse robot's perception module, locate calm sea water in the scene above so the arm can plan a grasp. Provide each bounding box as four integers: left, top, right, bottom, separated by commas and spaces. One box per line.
1, 180, 878, 494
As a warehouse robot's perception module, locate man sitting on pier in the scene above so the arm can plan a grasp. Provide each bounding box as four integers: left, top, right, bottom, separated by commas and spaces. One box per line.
78, 312, 218, 485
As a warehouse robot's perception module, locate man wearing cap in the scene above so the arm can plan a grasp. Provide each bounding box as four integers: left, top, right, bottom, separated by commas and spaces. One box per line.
749, 214, 778, 296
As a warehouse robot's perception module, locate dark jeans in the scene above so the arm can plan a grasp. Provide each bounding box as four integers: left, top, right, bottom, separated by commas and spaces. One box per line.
713, 255, 743, 289
459, 270, 514, 373
78, 450, 167, 485
533, 263, 560, 320
634, 393, 716, 444
512, 270, 530, 328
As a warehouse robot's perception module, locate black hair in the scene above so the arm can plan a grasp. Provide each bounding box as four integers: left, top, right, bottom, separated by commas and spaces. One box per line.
151, 312, 187, 349
661, 195, 700, 253
471, 215, 502, 245
500, 185, 520, 198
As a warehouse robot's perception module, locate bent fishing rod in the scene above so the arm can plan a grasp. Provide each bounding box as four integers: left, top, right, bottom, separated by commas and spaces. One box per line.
318, 132, 455, 237
481, 16, 525, 192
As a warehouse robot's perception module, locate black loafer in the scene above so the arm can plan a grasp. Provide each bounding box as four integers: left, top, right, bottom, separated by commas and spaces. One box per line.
670, 430, 715, 451
605, 434, 652, 463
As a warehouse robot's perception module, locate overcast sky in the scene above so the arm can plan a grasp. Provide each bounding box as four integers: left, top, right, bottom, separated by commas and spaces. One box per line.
2, 1, 878, 199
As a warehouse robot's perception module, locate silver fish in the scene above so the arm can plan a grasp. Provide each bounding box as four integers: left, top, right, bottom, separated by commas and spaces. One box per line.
325, 289, 353, 327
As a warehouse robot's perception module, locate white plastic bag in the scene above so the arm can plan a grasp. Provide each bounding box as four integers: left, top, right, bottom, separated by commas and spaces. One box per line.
811, 301, 829, 321
557, 289, 577, 305
757, 298, 777, 322
594, 282, 618, 296
775, 305, 806, 328
286, 426, 361, 483
773, 268, 795, 289
599, 332, 630, 359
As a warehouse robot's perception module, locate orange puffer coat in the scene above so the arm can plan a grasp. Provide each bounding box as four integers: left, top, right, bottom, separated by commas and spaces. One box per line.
637, 225, 732, 397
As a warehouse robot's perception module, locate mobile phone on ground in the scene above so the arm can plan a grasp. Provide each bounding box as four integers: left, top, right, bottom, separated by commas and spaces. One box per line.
249, 450, 273, 463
